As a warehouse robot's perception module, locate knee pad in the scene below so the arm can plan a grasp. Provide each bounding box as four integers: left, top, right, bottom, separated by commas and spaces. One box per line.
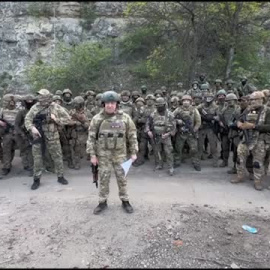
253, 161, 260, 169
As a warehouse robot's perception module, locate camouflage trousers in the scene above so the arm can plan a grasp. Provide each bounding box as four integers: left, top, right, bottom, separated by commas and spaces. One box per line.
175, 133, 200, 166
16, 135, 33, 170
220, 132, 230, 161
32, 139, 64, 178
236, 140, 269, 183
153, 137, 174, 169
2, 133, 17, 169
198, 128, 218, 165
70, 132, 87, 168
136, 131, 150, 163
98, 153, 129, 203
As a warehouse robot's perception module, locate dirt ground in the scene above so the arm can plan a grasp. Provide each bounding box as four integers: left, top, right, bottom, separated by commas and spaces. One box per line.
0, 151, 270, 268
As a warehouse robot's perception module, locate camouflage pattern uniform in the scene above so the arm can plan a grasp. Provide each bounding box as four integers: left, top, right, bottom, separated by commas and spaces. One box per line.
173, 95, 201, 170
69, 97, 90, 169
225, 79, 239, 98
120, 90, 134, 117
197, 92, 219, 167
145, 97, 176, 175
0, 94, 20, 175
84, 90, 96, 112
25, 89, 72, 190
186, 81, 201, 98
237, 77, 256, 97
86, 91, 138, 204
90, 93, 103, 117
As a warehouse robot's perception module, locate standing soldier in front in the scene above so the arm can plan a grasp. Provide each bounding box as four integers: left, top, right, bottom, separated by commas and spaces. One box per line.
232, 91, 270, 190
145, 97, 176, 175
25, 89, 73, 190
86, 91, 138, 214
173, 95, 201, 171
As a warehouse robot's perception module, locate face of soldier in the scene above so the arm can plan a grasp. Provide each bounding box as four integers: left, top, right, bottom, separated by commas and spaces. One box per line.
199, 76, 205, 81
104, 101, 117, 114
194, 98, 201, 105
63, 93, 72, 102
193, 84, 198, 90
146, 99, 154, 106
75, 102, 84, 110
239, 99, 248, 109
39, 96, 52, 107
9, 100, 16, 109
205, 96, 213, 104
241, 80, 247, 86
141, 89, 147, 94
227, 83, 232, 89
250, 97, 263, 109
133, 95, 139, 102
215, 83, 221, 88
227, 100, 235, 107
25, 99, 34, 110
87, 95, 94, 102
182, 100, 191, 108
136, 102, 144, 110
55, 100, 62, 106
171, 100, 178, 107
121, 95, 130, 102
217, 95, 226, 103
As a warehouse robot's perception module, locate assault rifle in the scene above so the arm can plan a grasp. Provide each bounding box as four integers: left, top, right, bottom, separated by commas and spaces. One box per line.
91, 164, 98, 188
0, 118, 14, 134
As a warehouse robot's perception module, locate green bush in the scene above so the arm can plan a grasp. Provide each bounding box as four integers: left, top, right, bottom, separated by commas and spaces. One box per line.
28, 2, 54, 17
26, 42, 112, 95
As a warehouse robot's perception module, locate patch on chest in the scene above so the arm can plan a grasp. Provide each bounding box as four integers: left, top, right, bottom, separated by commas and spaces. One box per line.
111, 122, 123, 129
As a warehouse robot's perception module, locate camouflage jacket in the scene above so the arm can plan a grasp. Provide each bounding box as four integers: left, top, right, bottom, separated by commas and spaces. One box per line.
25, 102, 72, 141
69, 108, 90, 133
86, 109, 138, 158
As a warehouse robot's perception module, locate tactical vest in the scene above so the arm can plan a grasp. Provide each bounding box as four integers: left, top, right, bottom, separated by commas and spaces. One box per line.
120, 102, 133, 117
97, 113, 127, 151
1, 108, 18, 126
175, 107, 195, 134
152, 110, 170, 135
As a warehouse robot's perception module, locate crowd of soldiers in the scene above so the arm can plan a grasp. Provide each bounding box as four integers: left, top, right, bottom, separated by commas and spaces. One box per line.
0, 73, 269, 195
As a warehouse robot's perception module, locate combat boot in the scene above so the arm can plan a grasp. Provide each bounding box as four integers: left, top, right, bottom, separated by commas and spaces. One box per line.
122, 201, 134, 213
219, 160, 228, 167
132, 160, 144, 167
155, 164, 163, 170
67, 161, 74, 169
213, 161, 218, 168
74, 164, 80, 170
230, 175, 245, 184
28, 170, 33, 177
2, 168, 10, 175
194, 164, 201, 171
31, 177, 40, 190
93, 201, 108, 215
227, 166, 237, 174
168, 168, 174, 176
58, 176, 68, 185
254, 181, 263, 191
249, 173, 254, 181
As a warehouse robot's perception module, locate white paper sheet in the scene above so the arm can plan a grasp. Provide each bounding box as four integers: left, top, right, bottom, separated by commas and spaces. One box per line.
121, 159, 132, 177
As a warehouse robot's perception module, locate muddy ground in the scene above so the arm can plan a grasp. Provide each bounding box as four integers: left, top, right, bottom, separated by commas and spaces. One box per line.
0, 152, 270, 268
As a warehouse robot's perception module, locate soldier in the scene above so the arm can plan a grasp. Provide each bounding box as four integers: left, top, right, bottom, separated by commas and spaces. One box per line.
213, 79, 223, 94
55, 90, 63, 96
154, 89, 163, 98
192, 92, 203, 107
170, 90, 178, 98
131, 90, 141, 103
161, 86, 168, 100
62, 89, 73, 110
232, 91, 270, 190
198, 73, 210, 90
173, 95, 201, 170
132, 97, 148, 167
197, 92, 219, 167
25, 89, 73, 190
15, 94, 36, 176
120, 90, 133, 117
218, 93, 240, 168
145, 97, 176, 175
200, 83, 210, 98
177, 82, 184, 93
186, 80, 200, 97
53, 95, 63, 106
86, 91, 138, 214
0, 94, 20, 176
225, 79, 239, 98
170, 96, 179, 112
262, 89, 270, 107
237, 76, 256, 97
84, 90, 96, 112
90, 93, 103, 117
141, 85, 148, 98
69, 96, 90, 169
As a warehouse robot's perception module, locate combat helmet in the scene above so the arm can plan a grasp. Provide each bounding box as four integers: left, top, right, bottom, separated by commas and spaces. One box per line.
262, 89, 270, 98
2, 94, 15, 107
155, 97, 166, 107
170, 90, 178, 97
191, 80, 199, 86
145, 94, 155, 100
101, 91, 120, 104
250, 91, 264, 100
154, 89, 163, 97
182, 95, 192, 101
24, 94, 35, 101
53, 95, 62, 102
121, 90, 131, 97
226, 79, 234, 85
225, 93, 238, 101
96, 93, 103, 100
216, 89, 227, 97
214, 79, 223, 84
200, 84, 209, 90
141, 85, 147, 91
135, 97, 145, 104
170, 96, 179, 103
55, 90, 63, 96
62, 88, 72, 96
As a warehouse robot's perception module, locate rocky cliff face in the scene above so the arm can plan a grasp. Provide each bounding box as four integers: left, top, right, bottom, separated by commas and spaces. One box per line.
0, 2, 129, 94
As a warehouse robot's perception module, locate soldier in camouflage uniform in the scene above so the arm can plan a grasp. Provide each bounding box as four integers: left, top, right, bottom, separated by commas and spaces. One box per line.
69, 96, 90, 169
84, 90, 96, 112
132, 97, 148, 167
198, 73, 210, 90
25, 89, 73, 190
200, 83, 210, 98
154, 89, 163, 98
145, 97, 176, 175
86, 91, 138, 214
90, 93, 103, 117
161, 86, 169, 102
0, 94, 20, 175
237, 76, 256, 97
177, 82, 184, 93
15, 94, 36, 176
55, 90, 63, 96
232, 91, 270, 190
120, 90, 134, 117
225, 79, 239, 98
141, 85, 148, 98
218, 93, 241, 168
131, 90, 141, 103
197, 92, 219, 167
170, 96, 179, 112
186, 81, 200, 97
173, 95, 201, 170
213, 79, 223, 95
53, 95, 63, 106
192, 92, 203, 107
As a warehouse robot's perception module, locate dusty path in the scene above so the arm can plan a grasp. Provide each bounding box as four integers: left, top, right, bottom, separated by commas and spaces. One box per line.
0, 152, 269, 268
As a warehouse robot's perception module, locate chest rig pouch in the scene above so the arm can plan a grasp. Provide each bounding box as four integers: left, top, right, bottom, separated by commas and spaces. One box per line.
153, 111, 168, 135
98, 116, 126, 150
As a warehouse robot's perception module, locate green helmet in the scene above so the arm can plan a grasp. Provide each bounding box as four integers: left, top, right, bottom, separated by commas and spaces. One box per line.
53, 95, 62, 102
161, 86, 167, 92
141, 85, 147, 90
96, 93, 103, 100
132, 90, 141, 97
145, 94, 155, 100
215, 79, 223, 84
23, 94, 35, 101
121, 90, 131, 97
226, 79, 234, 85
55, 90, 63, 96
182, 95, 192, 101
62, 88, 72, 96
155, 97, 166, 107
85, 90, 96, 97
200, 84, 209, 90
192, 80, 199, 86
73, 96, 84, 104
225, 93, 238, 101
170, 90, 178, 97
101, 91, 120, 103
154, 89, 163, 96
170, 96, 179, 103
216, 89, 227, 97
3, 94, 14, 102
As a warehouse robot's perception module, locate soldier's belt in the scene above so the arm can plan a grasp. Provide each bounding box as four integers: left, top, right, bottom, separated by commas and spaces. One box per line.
99, 133, 124, 138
